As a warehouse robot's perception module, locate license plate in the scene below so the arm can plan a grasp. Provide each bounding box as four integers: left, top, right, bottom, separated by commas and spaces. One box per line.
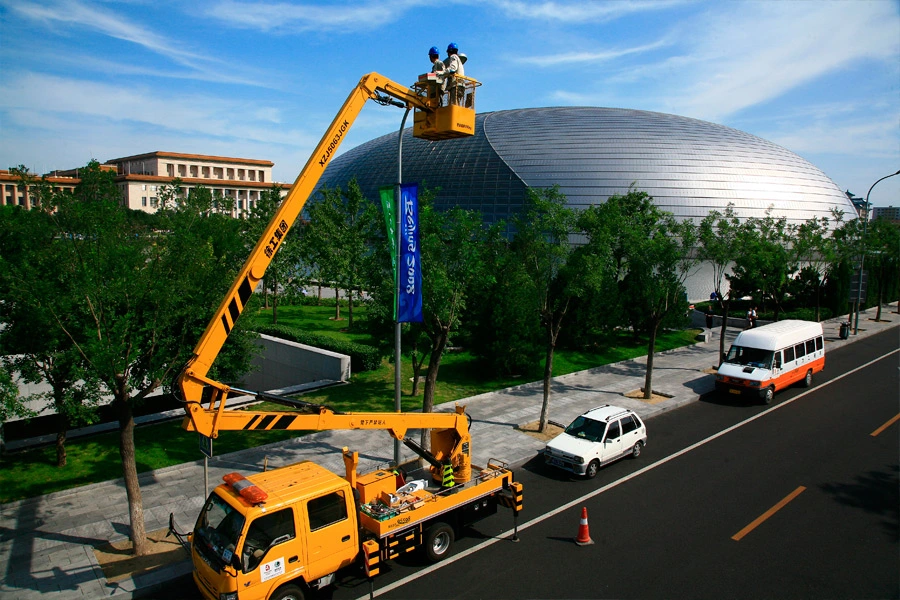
729, 389, 741, 395
549, 458, 564, 467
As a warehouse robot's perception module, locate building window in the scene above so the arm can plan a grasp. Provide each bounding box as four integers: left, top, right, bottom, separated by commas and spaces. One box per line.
142, 197, 147, 206
259, 170, 265, 182
213, 167, 223, 179
167, 164, 175, 177
237, 169, 245, 180
178, 164, 187, 176
150, 197, 158, 208
227, 168, 234, 179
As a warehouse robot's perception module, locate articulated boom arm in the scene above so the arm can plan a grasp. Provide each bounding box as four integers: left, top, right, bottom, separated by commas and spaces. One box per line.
183, 401, 473, 482
177, 73, 438, 409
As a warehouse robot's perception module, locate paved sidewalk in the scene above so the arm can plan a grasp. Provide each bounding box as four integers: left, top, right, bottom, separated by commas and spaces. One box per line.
1, 308, 896, 599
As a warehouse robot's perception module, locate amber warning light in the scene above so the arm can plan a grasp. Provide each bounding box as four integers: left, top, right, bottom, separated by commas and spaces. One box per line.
223, 472, 269, 504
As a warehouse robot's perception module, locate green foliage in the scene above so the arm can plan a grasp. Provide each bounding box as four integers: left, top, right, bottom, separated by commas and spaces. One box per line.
254, 324, 382, 372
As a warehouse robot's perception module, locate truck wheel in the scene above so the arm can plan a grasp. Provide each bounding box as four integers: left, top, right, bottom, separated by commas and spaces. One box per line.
762, 386, 775, 405
802, 370, 813, 388
585, 460, 600, 479
424, 522, 454, 562
270, 584, 305, 600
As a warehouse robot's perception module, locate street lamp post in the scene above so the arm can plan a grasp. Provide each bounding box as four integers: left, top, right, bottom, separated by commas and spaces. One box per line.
393, 107, 411, 466
854, 169, 900, 334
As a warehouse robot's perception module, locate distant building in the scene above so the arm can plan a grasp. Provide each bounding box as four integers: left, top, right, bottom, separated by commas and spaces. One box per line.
845, 190, 869, 218
871, 205, 900, 225
3, 151, 288, 217
1, 169, 80, 209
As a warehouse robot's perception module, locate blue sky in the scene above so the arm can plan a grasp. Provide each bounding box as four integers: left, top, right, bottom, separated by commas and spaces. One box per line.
1, 0, 898, 207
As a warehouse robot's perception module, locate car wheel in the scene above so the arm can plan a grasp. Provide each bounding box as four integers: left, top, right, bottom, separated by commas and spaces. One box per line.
762, 386, 775, 405
270, 584, 305, 600
630, 441, 643, 459
585, 459, 600, 479
424, 522, 454, 563
802, 370, 813, 388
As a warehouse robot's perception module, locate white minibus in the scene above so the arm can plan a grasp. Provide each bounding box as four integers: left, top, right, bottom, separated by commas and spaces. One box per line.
715, 320, 825, 404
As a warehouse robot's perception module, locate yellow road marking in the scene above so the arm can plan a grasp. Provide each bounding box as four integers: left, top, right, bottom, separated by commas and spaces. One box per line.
870, 413, 900, 437
732, 486, 806, 541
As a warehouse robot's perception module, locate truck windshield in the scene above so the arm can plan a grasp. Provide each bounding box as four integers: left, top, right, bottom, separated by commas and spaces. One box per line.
194, 493, 245, 569
564, 416, 606, 442
725, 345, 774, 369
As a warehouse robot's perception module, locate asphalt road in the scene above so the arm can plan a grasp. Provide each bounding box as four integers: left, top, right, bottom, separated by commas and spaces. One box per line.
160, 329, 899, 599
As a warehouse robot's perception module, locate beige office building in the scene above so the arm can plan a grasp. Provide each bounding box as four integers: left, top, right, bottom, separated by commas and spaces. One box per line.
2, 152, 286, 217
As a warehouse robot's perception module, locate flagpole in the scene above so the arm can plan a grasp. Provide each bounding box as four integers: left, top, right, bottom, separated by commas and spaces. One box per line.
394, 108, 410, 467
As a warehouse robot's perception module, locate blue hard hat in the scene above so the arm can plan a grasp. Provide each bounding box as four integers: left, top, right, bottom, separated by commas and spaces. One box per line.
428, 46, 439, 56
447, 42, 458, 52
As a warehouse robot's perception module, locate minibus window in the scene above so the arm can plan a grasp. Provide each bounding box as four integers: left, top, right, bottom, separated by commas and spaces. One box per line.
806, 339, 815, 354
795, 343, 806, 358
773, 351, 782, 369
725, 345, 774, 369
784, 346, 795, 362
816, 336, 823, 351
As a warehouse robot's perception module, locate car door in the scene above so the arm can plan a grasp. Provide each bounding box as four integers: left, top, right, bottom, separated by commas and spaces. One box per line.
619, 414, 642, 452
600, 418, 626, 464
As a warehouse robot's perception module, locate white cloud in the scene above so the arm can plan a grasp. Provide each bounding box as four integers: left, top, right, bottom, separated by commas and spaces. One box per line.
494, 0, 689, 23
0, 72, 313, 147
528, 39, 670, 67
204, 0, 426, 32
664, 1, 900, 121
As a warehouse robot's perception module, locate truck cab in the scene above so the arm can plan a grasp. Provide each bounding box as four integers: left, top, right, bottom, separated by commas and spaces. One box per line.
191, 462, 357, 600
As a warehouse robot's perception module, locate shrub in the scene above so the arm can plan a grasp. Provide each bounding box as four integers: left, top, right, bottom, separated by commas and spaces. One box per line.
253, 324, 383, 372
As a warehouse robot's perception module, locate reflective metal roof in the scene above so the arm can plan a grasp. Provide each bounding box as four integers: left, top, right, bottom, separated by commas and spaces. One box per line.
318, 107, 856, 230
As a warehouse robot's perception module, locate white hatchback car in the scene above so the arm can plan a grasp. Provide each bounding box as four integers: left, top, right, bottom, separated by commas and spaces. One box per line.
543, 405, 647, 478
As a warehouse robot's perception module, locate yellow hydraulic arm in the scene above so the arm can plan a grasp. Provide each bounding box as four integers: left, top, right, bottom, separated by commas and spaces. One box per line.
184, 396, 473, 482
176, 72, 478, 415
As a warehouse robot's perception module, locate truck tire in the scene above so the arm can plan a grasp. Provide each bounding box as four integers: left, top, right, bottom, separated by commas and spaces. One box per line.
270, 584, 305, 600
802, 370, 813, 388
424, 522, 454, 563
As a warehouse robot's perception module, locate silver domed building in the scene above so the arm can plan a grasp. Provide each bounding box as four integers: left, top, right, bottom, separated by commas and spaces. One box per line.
319, 107, 855, 228
317, 107, 856, 299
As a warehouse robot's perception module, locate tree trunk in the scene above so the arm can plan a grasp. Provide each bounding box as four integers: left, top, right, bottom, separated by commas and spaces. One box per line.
115, 390, 147, 556
419, 329, 449, 450
54, 389, 68, 467
643, 319, 660, 400
539, 338, 555, 433
718, 300, 731, 366
55, 422, 67, 468
348, 288, 354, 329
410, 343, 422, 397
272, 273, 279, 325
333, 288, 341, 320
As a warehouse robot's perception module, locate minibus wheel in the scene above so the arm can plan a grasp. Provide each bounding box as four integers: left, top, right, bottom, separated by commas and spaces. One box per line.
802, 370, 813, 388
762, 386, 775, 405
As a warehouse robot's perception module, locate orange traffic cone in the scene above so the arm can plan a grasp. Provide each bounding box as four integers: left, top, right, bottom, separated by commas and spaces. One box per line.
575, 506, 594, 546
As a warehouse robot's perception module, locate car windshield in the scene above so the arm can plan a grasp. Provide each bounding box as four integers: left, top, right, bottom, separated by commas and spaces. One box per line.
725, 345, 774, 369
564, 416, 606, 442
194, 492, 245, 569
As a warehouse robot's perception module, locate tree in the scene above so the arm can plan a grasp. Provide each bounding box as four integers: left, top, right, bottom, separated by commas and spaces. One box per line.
14, 160, 255, 556
792, 216, 835, 322
0, 360, 33, 453
511, 186, 579, 432
300, 180, 380, 327
601, 188, 696, 400
0, 196, 102, 466
415, 204, 490, 425
864, 218, 900, 321
730, 211, 795, 320
698, 205, 744, 365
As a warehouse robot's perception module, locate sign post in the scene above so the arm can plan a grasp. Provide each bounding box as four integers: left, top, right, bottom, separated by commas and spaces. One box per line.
199, 434, 213, 499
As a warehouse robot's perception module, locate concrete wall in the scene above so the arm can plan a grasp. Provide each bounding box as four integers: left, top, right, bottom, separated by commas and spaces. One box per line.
240, 334, 351, 391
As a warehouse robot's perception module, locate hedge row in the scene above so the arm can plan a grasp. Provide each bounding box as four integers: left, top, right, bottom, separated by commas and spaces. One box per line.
253, 324, 383, 372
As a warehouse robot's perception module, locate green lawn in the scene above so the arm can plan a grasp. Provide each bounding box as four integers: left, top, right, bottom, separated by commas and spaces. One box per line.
0, 302, 699, 504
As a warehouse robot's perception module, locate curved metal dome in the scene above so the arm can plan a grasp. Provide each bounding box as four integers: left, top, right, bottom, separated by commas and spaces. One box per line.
318, 107, 856, 230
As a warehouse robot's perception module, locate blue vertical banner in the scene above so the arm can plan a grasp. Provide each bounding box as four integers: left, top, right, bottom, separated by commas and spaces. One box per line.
398, 183, 423, 323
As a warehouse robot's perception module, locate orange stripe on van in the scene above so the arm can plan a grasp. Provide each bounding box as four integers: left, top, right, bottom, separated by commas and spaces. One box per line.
759, 356, 825, 392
